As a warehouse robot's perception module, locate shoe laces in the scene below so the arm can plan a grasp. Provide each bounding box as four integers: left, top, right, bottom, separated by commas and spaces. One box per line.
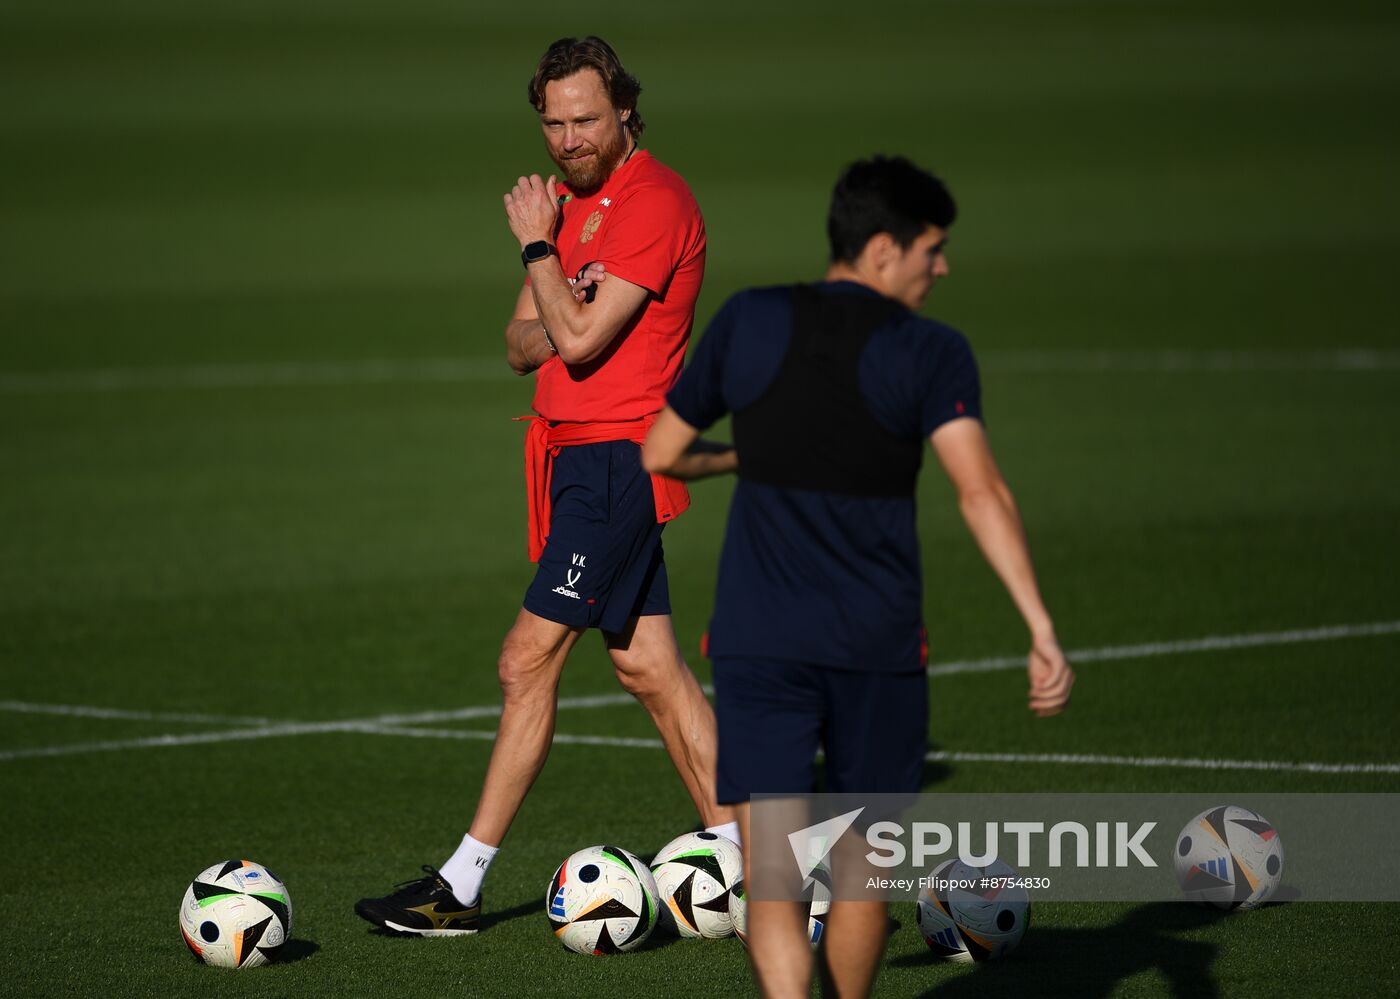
386, 865, 448, 898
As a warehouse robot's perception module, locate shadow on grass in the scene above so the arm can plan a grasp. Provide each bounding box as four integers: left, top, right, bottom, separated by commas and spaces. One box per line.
361, 898, 540, 938
483, 898, 545, 932
920, 749, 952, 789
891, 902, 1226, 998
631, 926, 686, 954
278, 938, 320, 963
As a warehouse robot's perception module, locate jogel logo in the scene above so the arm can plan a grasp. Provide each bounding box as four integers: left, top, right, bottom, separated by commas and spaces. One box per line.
553, 566, 583, 600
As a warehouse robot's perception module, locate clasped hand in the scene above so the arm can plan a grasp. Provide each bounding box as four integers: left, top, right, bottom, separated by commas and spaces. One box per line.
503, 174, 559, 246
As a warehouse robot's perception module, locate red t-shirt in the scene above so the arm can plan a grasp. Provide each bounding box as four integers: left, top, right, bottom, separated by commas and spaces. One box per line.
530, 150, 707, 423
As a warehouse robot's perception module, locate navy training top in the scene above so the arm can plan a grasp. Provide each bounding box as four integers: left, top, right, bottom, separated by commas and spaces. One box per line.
666, 280, 982, 673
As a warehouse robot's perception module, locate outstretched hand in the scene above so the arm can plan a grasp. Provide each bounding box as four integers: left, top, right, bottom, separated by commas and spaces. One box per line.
1027, 634, 1075, 717
504, 173, 560, 246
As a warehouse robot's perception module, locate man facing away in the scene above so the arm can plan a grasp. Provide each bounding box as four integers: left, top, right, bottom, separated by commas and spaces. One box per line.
355, 35, 735, 937
642, 156, 1076, 996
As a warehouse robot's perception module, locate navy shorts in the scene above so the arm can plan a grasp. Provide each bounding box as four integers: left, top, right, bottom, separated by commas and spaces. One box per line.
711, 656, 928, 803
523, 440, 670, 636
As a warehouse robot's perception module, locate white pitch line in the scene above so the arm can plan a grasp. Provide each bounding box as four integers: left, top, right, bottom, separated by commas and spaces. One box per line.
0, 719, 665, 762
4, 349, 1399, 396
0, 700, 273, 726
2, 718, 1396, 775
351, 725, 1400, 774
0, 720, 395, 762
364, 727, 1400, 772
979, 348, 1400, 373
368, 691, 645, 727
0, 691, 647, 732
0, 357, 511, 395
925, 750, 1400, 776
367, 728, 1400, 774
928, 620, 1400, 677
8, 618, 1392, 732
5, 619, 1399, 766
365, 724, 667, 750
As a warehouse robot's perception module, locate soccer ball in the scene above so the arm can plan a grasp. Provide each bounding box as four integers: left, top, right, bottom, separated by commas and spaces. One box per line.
1174, 805, 1284, 910
729, 879, 749, 945
651, 831, 744, 938
728, 863, 832, 949
545, 845, 660, 955
916, 859, 1030, 962
179, 860, 292, 968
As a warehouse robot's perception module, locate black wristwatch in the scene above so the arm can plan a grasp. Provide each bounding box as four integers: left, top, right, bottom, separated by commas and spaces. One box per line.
521, 241, 559, 268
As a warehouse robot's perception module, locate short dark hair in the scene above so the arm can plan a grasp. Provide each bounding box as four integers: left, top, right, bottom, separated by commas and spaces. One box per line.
528, 36, 645, 138
827, 156, 957, 263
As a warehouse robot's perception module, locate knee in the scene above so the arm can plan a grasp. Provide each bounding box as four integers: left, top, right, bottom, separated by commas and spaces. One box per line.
497, 638, 556, 704
611, 657, 649, 699
610, 648, 675, 701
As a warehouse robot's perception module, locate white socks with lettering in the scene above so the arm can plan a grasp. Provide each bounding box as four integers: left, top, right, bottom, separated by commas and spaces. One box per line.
440, 833, 498, 906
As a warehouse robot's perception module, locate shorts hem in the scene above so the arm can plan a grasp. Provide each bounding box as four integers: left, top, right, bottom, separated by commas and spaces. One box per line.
521, 594, 592, 630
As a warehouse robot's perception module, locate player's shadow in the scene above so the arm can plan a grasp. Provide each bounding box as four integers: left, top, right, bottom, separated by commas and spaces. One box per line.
363, 899, 539, 937
278, 938, 320, 962
491, 898, 685, 954
893, 902, 1226, 998
631, 926, 687, 953
920, 753, 954, 788
481, 899, 543, 932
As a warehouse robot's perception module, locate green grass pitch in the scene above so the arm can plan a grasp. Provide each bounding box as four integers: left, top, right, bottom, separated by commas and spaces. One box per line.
2, 1, 1399, 996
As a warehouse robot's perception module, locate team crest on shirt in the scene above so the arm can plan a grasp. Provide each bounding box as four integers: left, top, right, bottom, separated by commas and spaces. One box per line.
579, 210, 604, 243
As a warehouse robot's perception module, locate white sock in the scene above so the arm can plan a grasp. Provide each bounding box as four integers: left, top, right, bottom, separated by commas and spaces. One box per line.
439, 833, 498, 905
706, 821, 742, 848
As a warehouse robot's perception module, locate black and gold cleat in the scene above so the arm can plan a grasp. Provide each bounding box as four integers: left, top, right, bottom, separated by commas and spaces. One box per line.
354, 866, 480, 936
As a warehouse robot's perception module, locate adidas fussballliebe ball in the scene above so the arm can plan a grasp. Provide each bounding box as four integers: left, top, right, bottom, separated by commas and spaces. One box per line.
545, 845, 660, 955
916, 859, 1030, 962
651, 831, 744, 938
1175, 805, 1284, 910
179, 860, 292, 968
729, 863, 832, 949
729, 879, 749, 945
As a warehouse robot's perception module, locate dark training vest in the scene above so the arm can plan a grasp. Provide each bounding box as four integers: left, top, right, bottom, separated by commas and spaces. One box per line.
733, 285, 924, 496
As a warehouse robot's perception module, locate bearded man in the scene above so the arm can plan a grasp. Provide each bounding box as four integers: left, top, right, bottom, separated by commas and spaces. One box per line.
355, 36, 735, 937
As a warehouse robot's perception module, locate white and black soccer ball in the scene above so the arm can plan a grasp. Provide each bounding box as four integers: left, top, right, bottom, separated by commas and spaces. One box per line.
1174, 805, 1284, 910
916, 859, 1030, 962
179, 860, 292, 968
651, 831, 744, 938
728, 862, 832, 950
545, 845, 660, 955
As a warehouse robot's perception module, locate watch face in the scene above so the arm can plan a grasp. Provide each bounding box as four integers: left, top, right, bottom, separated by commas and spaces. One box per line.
525, 241, 552, 262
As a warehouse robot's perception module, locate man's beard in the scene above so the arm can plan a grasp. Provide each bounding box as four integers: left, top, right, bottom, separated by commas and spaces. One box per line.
553, 125, 629, 196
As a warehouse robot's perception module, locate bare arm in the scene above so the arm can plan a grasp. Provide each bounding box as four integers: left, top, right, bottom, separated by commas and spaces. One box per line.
504, 174, 650, 366
642, 406, 739, 481
505, 283, 552, 376
931, 417, 1075, 716
505, 264, 611, 376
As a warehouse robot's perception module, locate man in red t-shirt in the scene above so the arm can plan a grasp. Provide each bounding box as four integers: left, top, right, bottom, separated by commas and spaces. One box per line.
355, 36, 736, 937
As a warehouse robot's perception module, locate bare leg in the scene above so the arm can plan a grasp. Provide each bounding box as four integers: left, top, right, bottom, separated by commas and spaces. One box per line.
818, 900, 888, 998
605, 614, 734, 828
468, 608, 584, 846
736, 802, 813, 998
